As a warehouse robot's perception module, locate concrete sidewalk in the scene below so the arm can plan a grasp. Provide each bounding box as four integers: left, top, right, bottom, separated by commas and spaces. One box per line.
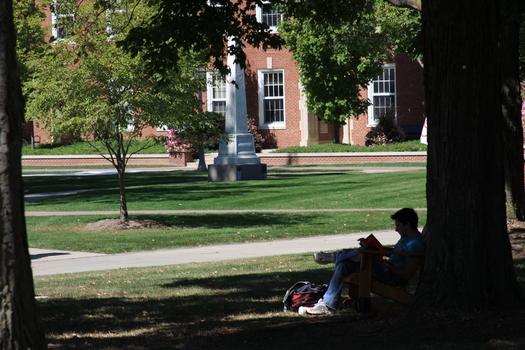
30, 229, 401, 276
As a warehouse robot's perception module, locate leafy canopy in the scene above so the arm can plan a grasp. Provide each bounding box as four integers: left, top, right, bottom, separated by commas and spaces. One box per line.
24, 0, 206, 144
279, 0, 421, 123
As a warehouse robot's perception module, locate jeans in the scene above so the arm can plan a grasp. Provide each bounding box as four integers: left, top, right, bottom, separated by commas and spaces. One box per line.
322, 250, 404, 310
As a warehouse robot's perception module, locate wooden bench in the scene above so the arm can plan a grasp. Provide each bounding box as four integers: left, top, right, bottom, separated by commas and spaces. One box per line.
343, 249, 425, 313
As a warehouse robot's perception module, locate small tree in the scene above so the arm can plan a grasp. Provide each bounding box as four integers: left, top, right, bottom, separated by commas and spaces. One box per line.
24, 0, 205, 220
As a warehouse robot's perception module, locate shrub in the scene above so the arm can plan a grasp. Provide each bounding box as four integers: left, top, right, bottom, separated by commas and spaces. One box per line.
248, 118, 265, 152
164, 128, 193, 153
365, 115, 406, 146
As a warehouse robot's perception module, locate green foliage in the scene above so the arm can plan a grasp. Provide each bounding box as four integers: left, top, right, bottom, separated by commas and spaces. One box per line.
272, 140, 427, 153
23, 1, 205, 145
279, 0, 422, 125
120, 0, 283, 76
279, 3, 387, 122
13, 0, 48, 84
375, 1, 422, 60
164, 112, 225, 153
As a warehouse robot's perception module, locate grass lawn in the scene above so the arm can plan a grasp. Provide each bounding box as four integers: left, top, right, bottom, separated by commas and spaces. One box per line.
25, 168, 426, 252
24, 169, 426, 212
33, 252, 525, 349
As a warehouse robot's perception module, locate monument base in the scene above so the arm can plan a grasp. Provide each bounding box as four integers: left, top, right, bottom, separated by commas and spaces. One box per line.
208, 163, 267, 182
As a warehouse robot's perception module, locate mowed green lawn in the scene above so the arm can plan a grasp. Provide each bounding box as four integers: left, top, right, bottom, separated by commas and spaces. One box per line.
24, 169, 426, 211
25, 168, 427, 253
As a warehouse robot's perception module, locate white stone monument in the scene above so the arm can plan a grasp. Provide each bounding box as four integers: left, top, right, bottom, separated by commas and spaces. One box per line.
207, 41, 267, 182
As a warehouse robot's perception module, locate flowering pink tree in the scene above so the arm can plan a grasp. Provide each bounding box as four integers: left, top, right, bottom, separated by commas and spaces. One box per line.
522, 102, 525, 142
165, 112, 225, 170
164, 128, 194, 153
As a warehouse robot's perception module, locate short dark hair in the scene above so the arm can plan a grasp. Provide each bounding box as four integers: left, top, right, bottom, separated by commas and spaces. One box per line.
391, 208, 418, 229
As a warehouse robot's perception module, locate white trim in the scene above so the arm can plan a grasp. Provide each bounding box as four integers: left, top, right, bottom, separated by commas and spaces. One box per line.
367, 63, 397, 125
51, 0, 75, 40
256, 1, 281, 33
206, 72, 227, 116
258, 69, 285, 128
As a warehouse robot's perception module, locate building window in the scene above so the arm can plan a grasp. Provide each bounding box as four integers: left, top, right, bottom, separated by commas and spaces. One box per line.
256, 1, 282, 32
368, 64, 396, 125
259, 70, 285, 126
106, 0, 127, 40
207, 73, 227, 116
51, 0, 75, 40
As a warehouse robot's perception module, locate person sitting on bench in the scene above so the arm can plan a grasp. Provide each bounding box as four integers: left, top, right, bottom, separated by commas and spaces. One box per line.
300, 207, 425, 315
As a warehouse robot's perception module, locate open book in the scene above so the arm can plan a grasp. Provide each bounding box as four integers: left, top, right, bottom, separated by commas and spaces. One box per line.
358, 234, 386, 257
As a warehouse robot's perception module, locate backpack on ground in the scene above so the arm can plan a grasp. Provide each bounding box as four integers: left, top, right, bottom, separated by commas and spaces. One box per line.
282, 281, 328, 312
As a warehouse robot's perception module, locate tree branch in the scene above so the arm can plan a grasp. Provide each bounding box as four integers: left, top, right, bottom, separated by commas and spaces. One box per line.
383, 0, 421, 11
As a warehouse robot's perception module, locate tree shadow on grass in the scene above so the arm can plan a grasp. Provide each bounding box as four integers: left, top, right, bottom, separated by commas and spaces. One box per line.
37, 260, 525, 350
133, 212, 342, 230
38, 268, 337, 349
25, 171, 364, 208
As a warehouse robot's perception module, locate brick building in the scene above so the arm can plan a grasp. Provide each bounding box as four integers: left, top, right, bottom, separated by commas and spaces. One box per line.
27, 1, 426, 149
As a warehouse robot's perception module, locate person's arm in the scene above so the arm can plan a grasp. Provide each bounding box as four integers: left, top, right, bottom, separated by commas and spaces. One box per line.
382, 256, 421, 281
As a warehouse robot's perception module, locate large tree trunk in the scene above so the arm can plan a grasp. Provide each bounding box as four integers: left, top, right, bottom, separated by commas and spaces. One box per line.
415, 0, 524, 309
0, 0, 47, 347
500, 3, 525, 221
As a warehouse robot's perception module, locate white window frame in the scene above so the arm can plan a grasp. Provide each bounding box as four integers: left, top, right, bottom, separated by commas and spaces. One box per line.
51, 0, 75, 40
106, 0, 126, 40
258, 69, 285, 128
207, 72, 227, 116
367, 64, 397, 125
256, 1, 282, 32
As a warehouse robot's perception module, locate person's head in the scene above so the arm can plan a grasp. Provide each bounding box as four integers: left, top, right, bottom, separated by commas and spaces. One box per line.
391, 208, 418, 230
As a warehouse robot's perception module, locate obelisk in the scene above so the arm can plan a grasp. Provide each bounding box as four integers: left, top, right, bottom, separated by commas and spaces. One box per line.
208, 40, 267, 181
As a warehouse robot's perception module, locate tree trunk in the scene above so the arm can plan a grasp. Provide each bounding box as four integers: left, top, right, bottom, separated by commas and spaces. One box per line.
117, 166, 128, 221
500, 3, 525, 221
333, 122, 341, 144
415, 0, 524, 309
197, 143, 207, 172
0, 0, 48, 347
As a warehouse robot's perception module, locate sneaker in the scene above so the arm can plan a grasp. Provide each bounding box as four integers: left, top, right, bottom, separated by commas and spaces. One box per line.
304, 299, 335, 315
313, 252, 336, 265
297, 306, 308, 315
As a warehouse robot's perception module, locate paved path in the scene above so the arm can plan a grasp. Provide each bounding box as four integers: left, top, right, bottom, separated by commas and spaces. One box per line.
30, 229, 401, 276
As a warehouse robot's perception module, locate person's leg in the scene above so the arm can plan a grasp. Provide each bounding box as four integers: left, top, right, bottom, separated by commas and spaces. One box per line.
335, 250, 360, 263
320, 259, 360, 310
314, 249, 360, 265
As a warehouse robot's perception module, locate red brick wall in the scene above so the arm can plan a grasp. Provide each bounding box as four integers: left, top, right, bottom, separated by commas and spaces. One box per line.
244, 46, 302, 149
350, 54, 425, 146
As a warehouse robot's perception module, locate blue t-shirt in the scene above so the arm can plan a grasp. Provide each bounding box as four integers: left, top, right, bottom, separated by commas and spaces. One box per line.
387, 233, 425, 270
